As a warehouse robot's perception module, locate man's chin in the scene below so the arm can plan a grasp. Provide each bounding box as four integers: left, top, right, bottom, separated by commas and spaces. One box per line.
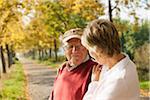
70, 62, 81, 67
70, 62, 77, 66
69, 58, 81, 66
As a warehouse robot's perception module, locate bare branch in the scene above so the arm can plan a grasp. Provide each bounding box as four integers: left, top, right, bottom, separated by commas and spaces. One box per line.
112, 2, 119, 11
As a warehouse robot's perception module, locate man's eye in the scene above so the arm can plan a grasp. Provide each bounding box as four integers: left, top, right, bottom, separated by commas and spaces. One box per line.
64, 45, 73, 49
67, 45, 73, 49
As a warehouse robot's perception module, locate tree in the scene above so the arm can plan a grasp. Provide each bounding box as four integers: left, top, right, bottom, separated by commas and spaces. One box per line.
0, 0, 23, 71
122, 20, 149, 60
105, 0, 149, 57
0, 46, 6, 73
34, 1, 63, 61
60, 0, 104, 21
106, 0, 148, 22
34, 1, 87, 61
134, 42, 149, 81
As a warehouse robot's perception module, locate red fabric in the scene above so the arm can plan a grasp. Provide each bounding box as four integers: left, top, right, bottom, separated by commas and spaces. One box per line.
49, 60, 97, 100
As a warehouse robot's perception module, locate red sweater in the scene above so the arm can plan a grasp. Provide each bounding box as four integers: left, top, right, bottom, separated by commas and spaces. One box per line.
50, 59, 97, 100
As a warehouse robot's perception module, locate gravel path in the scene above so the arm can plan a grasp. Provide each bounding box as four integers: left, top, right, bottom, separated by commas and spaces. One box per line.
20, 58, 57, 100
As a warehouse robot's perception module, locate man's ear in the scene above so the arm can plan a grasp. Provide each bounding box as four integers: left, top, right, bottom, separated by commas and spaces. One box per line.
65, 58, 68, 61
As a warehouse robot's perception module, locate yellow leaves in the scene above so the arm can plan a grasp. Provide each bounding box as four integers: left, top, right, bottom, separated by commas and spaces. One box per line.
114, 20, 129, 36
60, 0, 74, 7
60, 0, 69, 4
0, 19, 24, 48
0, 34, 10, 46
68, 0, 104, 21
86, 16, 95, 21
124, 0, 129, 5
132, 23, 139, 32
72, 4, 81, 13
82, 13, 96, 21
131, 15, 139, 32
25, 17, 55, 49
0, 0, 3, 8
0, 10, 10, 24
60, 0, 104, 21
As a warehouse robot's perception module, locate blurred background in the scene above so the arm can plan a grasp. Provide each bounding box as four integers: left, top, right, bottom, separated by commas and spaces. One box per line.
0, 0, 149, 99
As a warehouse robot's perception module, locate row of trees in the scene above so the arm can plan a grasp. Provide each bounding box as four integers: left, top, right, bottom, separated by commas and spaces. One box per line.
0, 0, 21, 77
0, 0, 149, 80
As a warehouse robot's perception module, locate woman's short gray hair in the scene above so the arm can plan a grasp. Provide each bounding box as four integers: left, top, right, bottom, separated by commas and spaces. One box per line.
82, 19, 121, 57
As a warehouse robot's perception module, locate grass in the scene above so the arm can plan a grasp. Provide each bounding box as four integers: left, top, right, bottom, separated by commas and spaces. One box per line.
44, 61, 62, 68
37, 58, 64, 68
26, 55, 65, 68
140, 81, 150, 90
0, 62, 26, 100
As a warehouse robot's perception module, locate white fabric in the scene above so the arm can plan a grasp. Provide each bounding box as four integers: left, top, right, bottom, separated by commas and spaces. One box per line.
62, 35, 81, 43
83, 54, 140, 100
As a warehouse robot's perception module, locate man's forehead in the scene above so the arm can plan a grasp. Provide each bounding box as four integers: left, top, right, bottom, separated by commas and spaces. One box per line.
63, 40, 81, 46
66, 38, 81, 43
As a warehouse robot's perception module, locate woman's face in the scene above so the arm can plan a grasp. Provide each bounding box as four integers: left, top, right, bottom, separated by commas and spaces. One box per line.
84, 44, 107, 65
81, 36, 107, 65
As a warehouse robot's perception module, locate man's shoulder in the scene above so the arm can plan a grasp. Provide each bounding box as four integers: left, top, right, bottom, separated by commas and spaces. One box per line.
87, 59, 98, 65
59, 61, 67, 70
83, 59, 98, 70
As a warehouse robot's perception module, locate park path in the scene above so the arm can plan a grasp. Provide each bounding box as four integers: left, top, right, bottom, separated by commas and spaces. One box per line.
19, 58, 57, 100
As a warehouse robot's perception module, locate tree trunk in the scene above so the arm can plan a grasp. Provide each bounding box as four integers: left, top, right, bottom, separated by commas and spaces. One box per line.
54, 38, 57, 61
108, 0, 113, 22
49, 48, 52, 58
44, 49, 48, 59
31, 49, 35, 59
41, 49, 44, 60
120, 32, 125, 51
44, 49, 47, 56
0, 46, 6, 73
38, 49, 42, 60
6, 44, 13, 68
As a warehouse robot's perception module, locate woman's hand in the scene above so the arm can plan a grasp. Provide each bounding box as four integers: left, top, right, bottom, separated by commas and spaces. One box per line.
92, 64, 102, 81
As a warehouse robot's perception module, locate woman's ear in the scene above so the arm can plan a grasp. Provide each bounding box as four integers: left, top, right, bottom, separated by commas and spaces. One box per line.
95, 47, 104, 57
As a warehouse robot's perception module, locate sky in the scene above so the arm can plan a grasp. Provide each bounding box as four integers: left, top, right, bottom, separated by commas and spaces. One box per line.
99, 0, 150, 23
22, 9, 35, 26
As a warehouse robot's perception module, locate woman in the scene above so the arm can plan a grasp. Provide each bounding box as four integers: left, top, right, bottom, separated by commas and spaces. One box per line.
81, 19, 140, 100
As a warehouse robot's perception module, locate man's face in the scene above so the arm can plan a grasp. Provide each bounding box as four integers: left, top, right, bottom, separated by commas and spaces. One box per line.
63, 38, 88, 66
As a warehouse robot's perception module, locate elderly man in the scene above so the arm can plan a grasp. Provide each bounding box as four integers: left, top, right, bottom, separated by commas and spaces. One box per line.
49, 28, 98, 100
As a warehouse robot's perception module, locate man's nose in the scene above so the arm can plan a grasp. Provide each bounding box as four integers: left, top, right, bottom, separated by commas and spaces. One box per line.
72, 46, 78, 53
